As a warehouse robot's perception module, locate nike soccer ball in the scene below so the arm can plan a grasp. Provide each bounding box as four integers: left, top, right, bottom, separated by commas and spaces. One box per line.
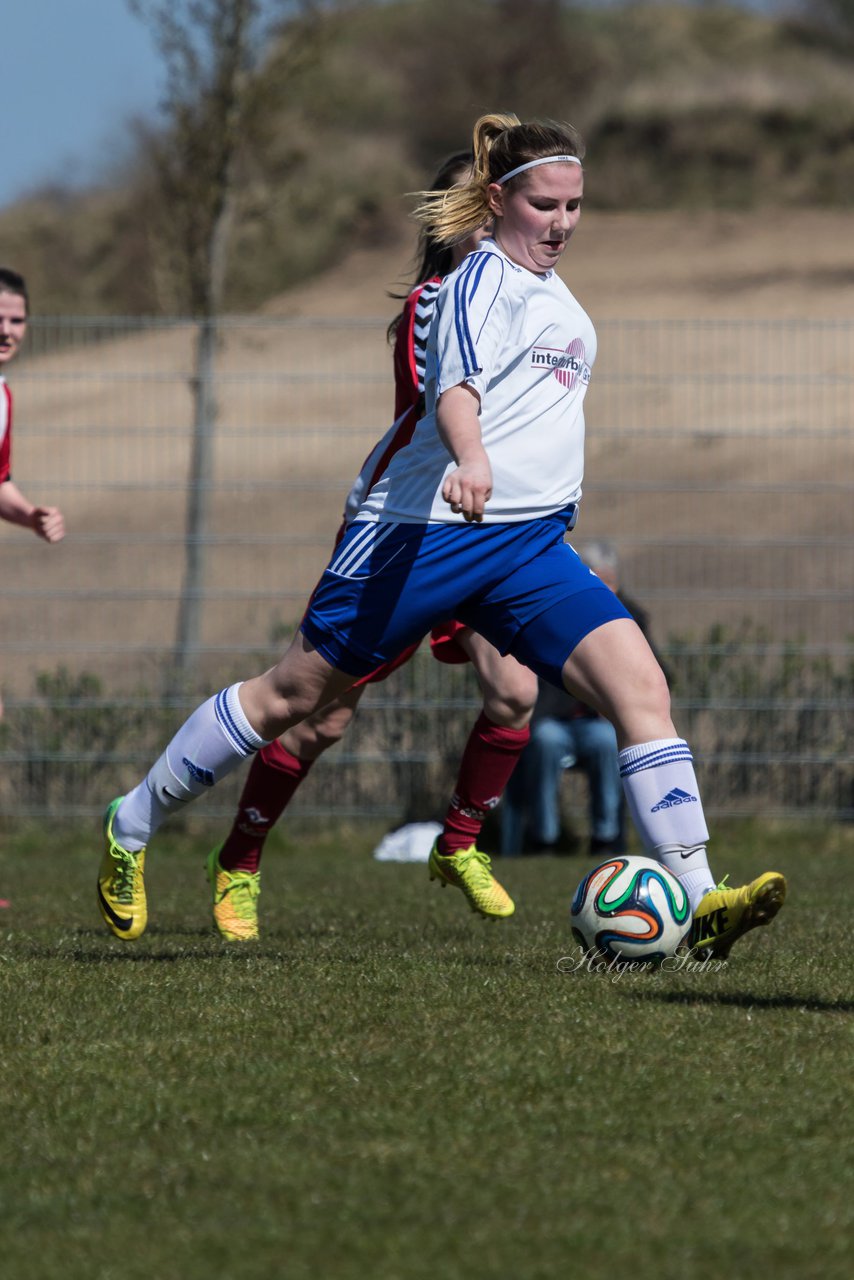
570, 856, 692, 963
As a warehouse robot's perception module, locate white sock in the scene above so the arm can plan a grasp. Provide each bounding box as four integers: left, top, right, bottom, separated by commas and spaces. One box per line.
115, 684, 269, 849
619, 738, 716, 910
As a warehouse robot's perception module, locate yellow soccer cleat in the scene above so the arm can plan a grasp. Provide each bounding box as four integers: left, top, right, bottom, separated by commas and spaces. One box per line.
97, 796, 148, 940
428, 841, 515, 920
689, 871, 787, 958
205, 846, 261, 941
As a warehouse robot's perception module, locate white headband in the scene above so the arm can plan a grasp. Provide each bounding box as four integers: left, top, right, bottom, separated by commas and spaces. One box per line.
496, 154, 583, 186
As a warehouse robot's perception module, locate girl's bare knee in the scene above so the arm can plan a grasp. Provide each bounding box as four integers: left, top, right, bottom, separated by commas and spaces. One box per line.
482, 668, 539, 728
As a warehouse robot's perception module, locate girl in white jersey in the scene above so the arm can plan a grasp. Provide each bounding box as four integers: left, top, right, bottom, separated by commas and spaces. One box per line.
98, 114, 786, 959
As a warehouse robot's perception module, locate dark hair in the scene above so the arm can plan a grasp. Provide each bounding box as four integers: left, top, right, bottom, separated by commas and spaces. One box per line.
0, 267, 28, 312
387, 150, 474, 343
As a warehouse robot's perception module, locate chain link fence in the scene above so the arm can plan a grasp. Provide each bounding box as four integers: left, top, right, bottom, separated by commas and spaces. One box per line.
1, 315, 852, 823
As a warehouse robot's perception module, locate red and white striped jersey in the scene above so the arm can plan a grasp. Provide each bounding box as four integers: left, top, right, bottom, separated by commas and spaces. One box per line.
344, 278, 440, 525
392, 277, 442, 421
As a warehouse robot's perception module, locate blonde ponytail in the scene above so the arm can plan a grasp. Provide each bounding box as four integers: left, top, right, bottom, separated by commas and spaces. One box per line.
410, 112, 584, 248
410, 113, 522, 246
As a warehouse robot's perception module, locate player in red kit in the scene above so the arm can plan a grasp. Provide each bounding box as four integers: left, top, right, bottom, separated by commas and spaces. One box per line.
0, 269, 65, 545
0, 267, 66, 910
199, 154, 538, 940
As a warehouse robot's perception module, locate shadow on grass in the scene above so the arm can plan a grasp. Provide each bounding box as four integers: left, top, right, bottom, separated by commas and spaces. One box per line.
2, 924, 293, 964
13, 945, 297, 965
5, 920, 535, 970
624, 990, 854, 1014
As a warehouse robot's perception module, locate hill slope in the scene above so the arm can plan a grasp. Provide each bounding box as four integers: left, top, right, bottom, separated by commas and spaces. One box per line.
2, 2, 854, 315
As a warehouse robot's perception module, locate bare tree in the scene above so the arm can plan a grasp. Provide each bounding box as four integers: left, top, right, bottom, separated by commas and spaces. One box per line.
128, 0, 319, 684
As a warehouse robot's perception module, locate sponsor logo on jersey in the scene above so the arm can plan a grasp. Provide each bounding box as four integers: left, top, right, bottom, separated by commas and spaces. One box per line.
531, 337, 590, 390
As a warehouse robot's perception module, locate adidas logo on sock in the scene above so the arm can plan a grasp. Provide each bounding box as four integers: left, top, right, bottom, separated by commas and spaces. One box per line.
183, 756, 215, 788
651, 787, 698, 812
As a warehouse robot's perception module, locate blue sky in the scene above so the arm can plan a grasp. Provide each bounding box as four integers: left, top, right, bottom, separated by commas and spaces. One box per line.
2, 1, 791, 210
3, 1, 163, 207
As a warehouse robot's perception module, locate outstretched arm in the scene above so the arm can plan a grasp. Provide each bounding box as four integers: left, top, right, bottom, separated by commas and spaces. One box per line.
0, 480, 65, 542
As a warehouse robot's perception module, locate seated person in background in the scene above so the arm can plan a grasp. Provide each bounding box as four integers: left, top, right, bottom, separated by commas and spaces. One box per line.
500, 540, 668, 857
500, 674, 624, 856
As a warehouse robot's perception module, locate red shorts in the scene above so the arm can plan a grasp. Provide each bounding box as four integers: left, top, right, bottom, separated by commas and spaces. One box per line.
353, 619, 470, 687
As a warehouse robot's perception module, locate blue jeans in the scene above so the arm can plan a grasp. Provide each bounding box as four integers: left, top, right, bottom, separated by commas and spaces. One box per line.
501, 716, 624, 854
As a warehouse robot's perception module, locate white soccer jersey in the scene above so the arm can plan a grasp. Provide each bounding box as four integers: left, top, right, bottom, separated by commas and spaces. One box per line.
357, 239, 596, 524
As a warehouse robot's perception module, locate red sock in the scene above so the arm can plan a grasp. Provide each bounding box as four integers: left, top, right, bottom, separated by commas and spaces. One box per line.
218, 739, 314, 873
438, 712, 530, 856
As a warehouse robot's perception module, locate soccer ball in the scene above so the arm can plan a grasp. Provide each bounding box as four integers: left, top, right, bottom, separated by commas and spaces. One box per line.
570, 856, 692, 964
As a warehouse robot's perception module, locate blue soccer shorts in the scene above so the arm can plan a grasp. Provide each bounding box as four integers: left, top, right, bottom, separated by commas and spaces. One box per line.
300, 511, 631, 690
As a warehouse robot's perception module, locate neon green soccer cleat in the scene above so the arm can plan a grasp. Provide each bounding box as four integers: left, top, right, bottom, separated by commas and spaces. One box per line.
97, 796, 148, 940
205, 846, 261, 941
428, 841, 515, 920
689, 871, 787, 958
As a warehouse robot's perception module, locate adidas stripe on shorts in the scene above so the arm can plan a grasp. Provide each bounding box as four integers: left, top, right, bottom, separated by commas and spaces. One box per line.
300, 510, 631, 689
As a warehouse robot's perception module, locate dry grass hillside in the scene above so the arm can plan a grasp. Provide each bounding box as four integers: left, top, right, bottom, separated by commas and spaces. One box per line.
1, 206, 852, 703
278, 204, 854, 624
5, 2, 854, 316
272, 206, 854, 320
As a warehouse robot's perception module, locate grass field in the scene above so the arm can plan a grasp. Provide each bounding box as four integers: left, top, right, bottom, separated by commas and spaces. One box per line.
1, 818, 851, 1280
